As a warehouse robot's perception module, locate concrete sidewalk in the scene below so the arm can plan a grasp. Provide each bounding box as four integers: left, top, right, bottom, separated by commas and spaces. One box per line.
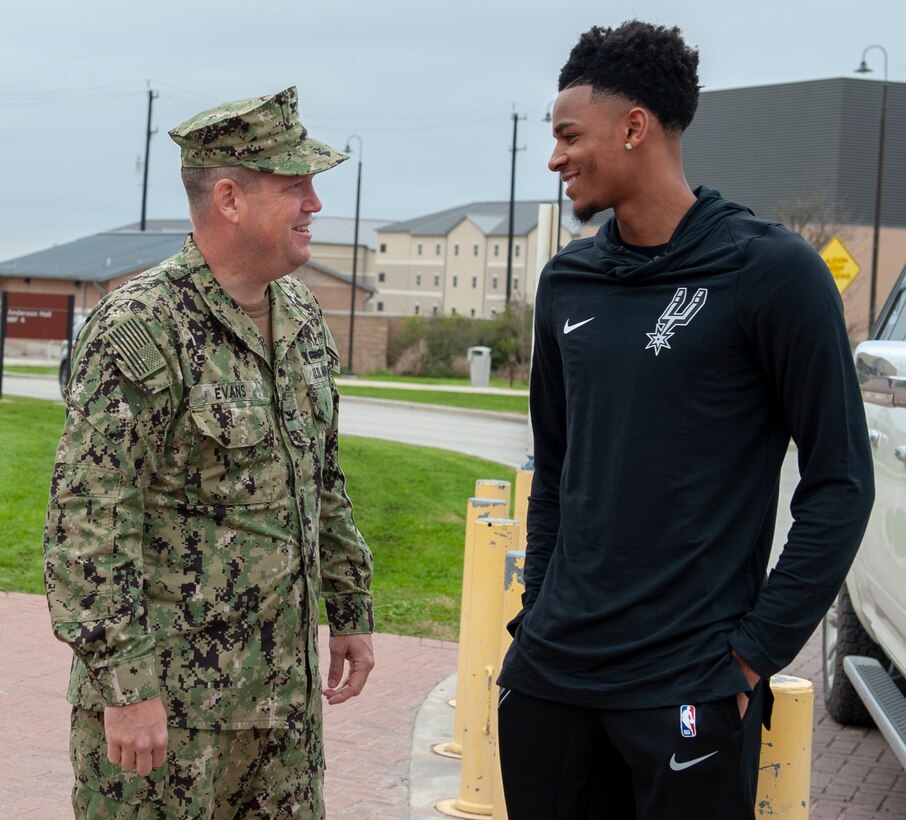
2, 591, 905, 818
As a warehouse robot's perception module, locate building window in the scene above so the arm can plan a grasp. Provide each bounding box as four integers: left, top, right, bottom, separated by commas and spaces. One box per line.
473, 244, 479, 256
378, 272, 386, 283
470, 308, 476, 318
471, 276, 477, 289
416, 273, 422, 286
492, 276, 499, 290
452, 275, 458, 288
434, 274, 440, 287
454, 244, 460, 256
451, 307, 457, 315
513, 277, 519, 291
417, 243, 423, 256
432, 305, 438, 316
379, 243, 387, 253
414, 304, 420, 316
377, 302, 384, 312
494, 244, 499, 257
436, 243, 441, 256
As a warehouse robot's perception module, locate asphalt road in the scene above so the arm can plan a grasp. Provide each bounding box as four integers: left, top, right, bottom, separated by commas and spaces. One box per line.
1, 375, 532, 468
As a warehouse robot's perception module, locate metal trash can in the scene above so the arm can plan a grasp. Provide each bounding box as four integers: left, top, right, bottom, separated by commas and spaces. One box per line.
467, 346, 492, 387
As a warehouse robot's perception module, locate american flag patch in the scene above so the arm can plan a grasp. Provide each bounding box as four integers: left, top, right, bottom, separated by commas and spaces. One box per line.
107, 317, 165, 380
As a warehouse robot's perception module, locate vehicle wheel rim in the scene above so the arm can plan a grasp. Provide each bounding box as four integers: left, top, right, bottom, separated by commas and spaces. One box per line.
824, 596, 839, 692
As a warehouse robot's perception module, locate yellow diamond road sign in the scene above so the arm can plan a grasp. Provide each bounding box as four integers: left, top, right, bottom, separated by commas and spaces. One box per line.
819, 235, 860, 294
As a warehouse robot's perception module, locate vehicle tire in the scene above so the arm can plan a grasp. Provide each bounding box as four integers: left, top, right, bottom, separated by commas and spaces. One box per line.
58, 358, 70, 394
822, 582, 887, 726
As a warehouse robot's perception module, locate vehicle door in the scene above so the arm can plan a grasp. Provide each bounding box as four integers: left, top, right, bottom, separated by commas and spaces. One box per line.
852, 264, 906, 669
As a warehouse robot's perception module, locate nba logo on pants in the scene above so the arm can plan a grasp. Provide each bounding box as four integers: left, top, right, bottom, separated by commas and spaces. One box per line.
680, 705, 696, 737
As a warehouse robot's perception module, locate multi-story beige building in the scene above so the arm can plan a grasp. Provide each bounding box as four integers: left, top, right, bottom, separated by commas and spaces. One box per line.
372, 201, 576, 317
307, 215, 391, 307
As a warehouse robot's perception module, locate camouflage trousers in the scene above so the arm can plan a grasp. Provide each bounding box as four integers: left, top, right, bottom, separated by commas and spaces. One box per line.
69, 705, 325, 819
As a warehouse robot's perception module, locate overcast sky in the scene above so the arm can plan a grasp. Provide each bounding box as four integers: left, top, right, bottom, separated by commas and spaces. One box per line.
1, 0, 904, 262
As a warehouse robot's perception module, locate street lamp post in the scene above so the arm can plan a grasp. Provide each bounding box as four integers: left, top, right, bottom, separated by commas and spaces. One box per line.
855, 45, 889, 334
344, 135, 363, 374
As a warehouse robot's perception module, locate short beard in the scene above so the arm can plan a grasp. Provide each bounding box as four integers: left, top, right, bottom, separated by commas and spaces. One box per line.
572, 202, 603, 224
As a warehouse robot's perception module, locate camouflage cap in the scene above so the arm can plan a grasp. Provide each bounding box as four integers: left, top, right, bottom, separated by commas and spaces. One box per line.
168, 86, 347, 175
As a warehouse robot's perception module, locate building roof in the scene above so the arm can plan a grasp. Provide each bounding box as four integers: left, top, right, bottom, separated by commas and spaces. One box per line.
308, 216, 392, 249
0, 228, 187, 282
0, 221, 375, 291
379, 200, 578, 237
304, 260, 377, 293
113, 217, 392, 250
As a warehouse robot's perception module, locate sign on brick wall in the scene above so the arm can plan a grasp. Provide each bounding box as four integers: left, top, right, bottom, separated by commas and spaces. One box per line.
0, 291, 75, 398
2, 292, 74, 340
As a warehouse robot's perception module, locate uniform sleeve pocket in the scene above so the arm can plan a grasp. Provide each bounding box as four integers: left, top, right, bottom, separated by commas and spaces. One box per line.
46, 463, 123, 621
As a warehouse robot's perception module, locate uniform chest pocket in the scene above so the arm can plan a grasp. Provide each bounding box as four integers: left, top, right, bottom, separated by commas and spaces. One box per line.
187, 401, 284, 506
282, 359, 335, 447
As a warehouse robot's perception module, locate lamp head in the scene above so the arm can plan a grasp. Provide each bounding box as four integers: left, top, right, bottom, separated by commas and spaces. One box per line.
855, 59, 873, 74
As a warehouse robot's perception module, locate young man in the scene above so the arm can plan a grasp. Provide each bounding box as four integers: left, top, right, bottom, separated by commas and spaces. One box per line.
498, 21, 874, 819
44, 87, 373, 818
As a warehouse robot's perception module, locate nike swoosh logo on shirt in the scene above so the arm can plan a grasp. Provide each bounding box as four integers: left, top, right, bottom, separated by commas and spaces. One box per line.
563, 317, 595, 334
669, 751, 718, 771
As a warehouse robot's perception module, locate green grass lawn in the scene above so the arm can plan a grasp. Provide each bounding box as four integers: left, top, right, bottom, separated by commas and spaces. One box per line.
0, 396, 65, 593
339, 384, 529, 415
0, 396, 514, 640
3, 365, 59, 376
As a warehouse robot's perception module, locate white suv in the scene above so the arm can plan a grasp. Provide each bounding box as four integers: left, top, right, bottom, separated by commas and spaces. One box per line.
822, 264, 906, 769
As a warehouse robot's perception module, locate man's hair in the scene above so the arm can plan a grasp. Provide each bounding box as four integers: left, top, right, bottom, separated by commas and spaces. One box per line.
180, 165, 261, 216
558, 20, 700, 133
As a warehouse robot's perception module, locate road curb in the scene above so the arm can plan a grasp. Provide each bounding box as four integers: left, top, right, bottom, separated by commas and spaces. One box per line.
341, 395, 528, 423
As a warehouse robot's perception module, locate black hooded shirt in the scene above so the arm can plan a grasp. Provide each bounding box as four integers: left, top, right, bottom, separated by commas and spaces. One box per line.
498, 187, 874, 709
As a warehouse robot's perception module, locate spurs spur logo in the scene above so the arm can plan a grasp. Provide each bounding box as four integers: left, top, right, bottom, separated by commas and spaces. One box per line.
645, 287, 708, 356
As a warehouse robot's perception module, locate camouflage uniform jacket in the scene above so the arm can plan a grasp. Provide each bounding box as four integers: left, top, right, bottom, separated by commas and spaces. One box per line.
44, 236, 373, 730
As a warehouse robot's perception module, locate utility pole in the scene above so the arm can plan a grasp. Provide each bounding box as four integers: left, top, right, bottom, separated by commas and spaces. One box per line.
344, 135, 363, 374
140, 88, 159, 231
506, 111, 526, 306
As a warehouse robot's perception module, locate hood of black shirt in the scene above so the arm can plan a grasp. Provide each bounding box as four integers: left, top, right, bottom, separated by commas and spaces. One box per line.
592, 186, 759, 283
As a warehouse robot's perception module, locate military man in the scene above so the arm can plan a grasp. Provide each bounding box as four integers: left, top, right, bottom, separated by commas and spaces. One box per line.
44, 87, 374, 818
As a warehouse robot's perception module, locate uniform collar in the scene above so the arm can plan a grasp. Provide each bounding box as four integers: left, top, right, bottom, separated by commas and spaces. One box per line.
181, 235, 312, 365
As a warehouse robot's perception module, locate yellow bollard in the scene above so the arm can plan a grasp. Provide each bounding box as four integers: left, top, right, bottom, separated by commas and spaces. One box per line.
475, 480, 511, 517
512, 470, 533, 551
437, 519, 520, 819
434, 497, 508, 760
756, 675, 814, 818
490, 550, 525, 820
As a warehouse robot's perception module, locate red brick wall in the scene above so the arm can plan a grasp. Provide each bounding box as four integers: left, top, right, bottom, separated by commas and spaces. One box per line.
322, 312, 389, 374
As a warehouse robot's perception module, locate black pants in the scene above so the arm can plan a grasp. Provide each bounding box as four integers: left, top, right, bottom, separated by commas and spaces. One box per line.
497, 685, 766, 820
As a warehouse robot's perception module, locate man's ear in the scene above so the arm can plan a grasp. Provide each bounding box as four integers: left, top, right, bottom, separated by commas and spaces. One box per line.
624, 106, 650, 150
211, 177, 242, 225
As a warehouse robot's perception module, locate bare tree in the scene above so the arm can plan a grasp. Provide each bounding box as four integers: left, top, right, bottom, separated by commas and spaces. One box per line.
772, 192, 850, 251
774, 193, 869, 342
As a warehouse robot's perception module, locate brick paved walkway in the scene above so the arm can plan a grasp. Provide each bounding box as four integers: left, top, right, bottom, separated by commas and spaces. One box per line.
2, 589, 905, 818
0, 592, 457, 819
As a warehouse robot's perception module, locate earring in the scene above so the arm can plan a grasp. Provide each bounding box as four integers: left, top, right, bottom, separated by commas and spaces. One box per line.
624, 142, 633, 151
